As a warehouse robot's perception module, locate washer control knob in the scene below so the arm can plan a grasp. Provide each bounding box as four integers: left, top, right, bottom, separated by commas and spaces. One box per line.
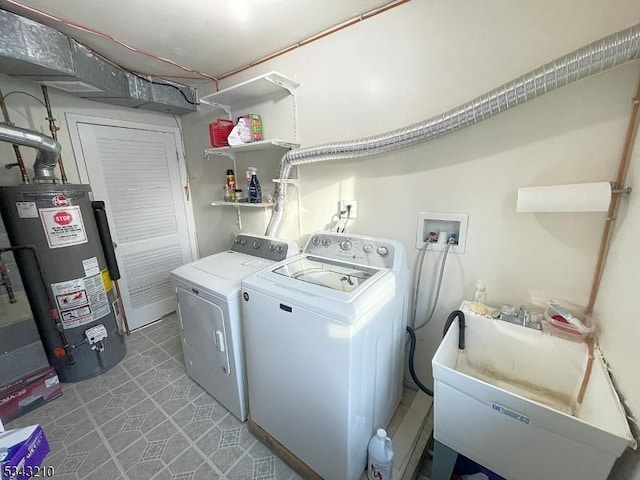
322, 238, 331, 247
363, 244, 374, 254
311, 236, 320, 245
240, 238, 247, 245
252, 240, 262, 249
276, 245, 284, 254
340, 240, 352, 251
268, 244, 276, 252
377, 246, 389, 257
234, 237, 241, 244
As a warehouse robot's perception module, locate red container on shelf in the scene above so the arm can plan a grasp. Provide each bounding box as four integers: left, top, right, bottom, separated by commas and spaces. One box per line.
209, 119, 234, 147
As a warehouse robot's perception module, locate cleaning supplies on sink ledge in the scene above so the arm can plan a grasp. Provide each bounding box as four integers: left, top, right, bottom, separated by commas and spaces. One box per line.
545, 300, 594, 340
469, 280, 488, 315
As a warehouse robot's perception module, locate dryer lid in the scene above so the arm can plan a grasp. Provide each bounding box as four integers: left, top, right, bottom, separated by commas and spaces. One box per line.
272, 255, 378, 293
193, 252, 273, 280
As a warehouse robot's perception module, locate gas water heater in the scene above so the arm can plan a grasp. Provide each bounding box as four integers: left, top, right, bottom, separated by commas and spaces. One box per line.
0, 123, 126, 383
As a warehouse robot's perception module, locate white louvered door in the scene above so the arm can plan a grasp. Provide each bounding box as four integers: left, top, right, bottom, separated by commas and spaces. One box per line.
73, 122, 195, 330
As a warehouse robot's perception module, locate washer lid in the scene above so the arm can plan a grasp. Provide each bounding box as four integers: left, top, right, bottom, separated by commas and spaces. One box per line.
272, 255, 378, 293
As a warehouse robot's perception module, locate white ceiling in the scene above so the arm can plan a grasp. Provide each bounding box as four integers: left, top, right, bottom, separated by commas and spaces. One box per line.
0, 0, 398, 86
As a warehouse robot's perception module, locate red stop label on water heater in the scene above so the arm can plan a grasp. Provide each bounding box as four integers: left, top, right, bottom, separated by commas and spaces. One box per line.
53, 211, 72, 225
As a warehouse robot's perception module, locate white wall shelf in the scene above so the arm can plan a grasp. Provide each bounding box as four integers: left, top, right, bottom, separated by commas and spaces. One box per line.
201, 71, 300, 231
272, 178, 300, 187
211, 201, 275, 208
204, 139, 299, 160
200, 71, 300, 113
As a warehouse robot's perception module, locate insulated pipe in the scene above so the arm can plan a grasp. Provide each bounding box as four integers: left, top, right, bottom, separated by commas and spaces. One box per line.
0, 88, 30, 184
0, 123, 61, 182
41, 85, 68, 184
266, 23, 640, 236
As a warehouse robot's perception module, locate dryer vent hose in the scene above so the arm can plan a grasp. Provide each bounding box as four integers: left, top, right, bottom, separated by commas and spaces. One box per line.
266, 23, 640, 236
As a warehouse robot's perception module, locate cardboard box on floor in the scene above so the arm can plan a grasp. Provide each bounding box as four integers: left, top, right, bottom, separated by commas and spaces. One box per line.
0, 425, 50, 480
0, 367, 62, 424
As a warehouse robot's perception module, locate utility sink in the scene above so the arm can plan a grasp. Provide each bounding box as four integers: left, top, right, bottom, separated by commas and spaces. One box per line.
432, 302, 635, 480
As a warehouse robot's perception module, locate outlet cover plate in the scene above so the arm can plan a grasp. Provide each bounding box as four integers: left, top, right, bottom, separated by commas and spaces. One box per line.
339, 200, 358, 219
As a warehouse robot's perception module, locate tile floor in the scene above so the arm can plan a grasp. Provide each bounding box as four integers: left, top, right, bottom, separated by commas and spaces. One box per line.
6, 314, 302, 480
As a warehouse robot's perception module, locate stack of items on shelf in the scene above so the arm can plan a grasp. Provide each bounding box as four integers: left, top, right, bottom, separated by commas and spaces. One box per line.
223, 168, 262, 204
209, 113, 263, 147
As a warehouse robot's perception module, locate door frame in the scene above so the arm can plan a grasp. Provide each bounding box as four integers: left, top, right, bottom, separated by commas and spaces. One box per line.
66, 113, 199, 265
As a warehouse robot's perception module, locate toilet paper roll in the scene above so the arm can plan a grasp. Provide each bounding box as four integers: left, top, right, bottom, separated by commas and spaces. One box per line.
516, 182, 611, 212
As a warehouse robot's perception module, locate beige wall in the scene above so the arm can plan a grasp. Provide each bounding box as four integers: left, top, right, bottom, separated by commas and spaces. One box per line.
1, 1, 639, 476
183, 2, 640, 476
595, 130, 640, 479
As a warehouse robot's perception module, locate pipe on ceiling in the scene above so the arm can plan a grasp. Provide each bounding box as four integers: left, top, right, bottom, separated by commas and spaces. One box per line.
266, 23, 640, 236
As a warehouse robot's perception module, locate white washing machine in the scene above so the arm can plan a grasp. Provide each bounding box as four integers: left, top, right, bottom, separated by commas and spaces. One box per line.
241, 232, 409, 480
170, 234, 298, 421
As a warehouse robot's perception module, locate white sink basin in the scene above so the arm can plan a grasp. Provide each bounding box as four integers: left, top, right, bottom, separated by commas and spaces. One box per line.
432, 302, 635, 480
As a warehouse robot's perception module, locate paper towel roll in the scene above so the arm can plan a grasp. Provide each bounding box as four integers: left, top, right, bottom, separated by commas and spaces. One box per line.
516, 182, 611, 212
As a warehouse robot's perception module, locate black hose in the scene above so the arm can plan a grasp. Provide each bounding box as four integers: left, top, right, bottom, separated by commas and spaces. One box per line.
406, 326, 434, 397
406, 309, 468, 397
443, 310, 466, 350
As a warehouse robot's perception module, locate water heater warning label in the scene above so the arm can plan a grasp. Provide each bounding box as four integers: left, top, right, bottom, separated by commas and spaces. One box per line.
52, 274, 111, 329
39, 205, 88, 248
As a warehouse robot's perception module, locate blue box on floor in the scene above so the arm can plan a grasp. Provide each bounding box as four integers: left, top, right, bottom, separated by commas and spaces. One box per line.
453, 454, 506, 480
0, 425, 50, 480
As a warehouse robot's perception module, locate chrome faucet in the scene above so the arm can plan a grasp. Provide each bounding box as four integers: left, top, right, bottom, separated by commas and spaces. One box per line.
499, 305, 542, 330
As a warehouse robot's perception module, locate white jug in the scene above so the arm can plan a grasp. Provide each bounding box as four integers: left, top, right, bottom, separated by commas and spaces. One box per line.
367, 428, 394, 480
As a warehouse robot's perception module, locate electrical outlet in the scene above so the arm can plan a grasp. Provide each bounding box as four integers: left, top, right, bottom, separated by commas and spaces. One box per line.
339, 200, 358, 219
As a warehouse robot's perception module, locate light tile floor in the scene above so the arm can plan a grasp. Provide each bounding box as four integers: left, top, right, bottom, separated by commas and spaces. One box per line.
7, 315, 302, 480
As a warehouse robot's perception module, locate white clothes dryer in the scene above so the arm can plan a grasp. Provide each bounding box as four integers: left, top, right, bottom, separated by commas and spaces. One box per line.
170, 234, 298, 421
241, 232, 409, 480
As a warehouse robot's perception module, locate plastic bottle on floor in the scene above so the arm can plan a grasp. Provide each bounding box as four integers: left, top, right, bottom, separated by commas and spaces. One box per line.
367, 428, 394, 480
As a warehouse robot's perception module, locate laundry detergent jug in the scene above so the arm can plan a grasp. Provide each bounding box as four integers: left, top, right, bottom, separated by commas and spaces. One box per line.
367, 428, 394, 480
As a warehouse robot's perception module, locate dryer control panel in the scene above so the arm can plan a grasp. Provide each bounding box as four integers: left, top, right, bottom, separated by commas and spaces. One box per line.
305, 232, 397, 269
230, 234, 297, 262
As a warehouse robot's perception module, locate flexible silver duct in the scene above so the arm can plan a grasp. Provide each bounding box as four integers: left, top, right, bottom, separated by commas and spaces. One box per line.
0, 123, 61, 181
267, 23, 640, 236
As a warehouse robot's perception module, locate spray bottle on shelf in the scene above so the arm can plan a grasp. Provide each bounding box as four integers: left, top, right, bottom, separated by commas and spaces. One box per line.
247, 167, 262, 203
470, 279, 488, 315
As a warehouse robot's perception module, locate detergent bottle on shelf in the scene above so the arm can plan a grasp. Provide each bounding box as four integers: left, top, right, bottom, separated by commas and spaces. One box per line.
367, 428, 394, 480
248, 167, 262, 203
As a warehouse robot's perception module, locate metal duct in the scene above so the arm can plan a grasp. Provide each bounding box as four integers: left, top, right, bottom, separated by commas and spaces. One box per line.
0, 9, 197, 115
266, 23, 640, 236
91, 72, 150, 108
0, 8, 74, 77
139, 78, 197, 115
91, 75, 196, 114
0, 123, 60, 181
